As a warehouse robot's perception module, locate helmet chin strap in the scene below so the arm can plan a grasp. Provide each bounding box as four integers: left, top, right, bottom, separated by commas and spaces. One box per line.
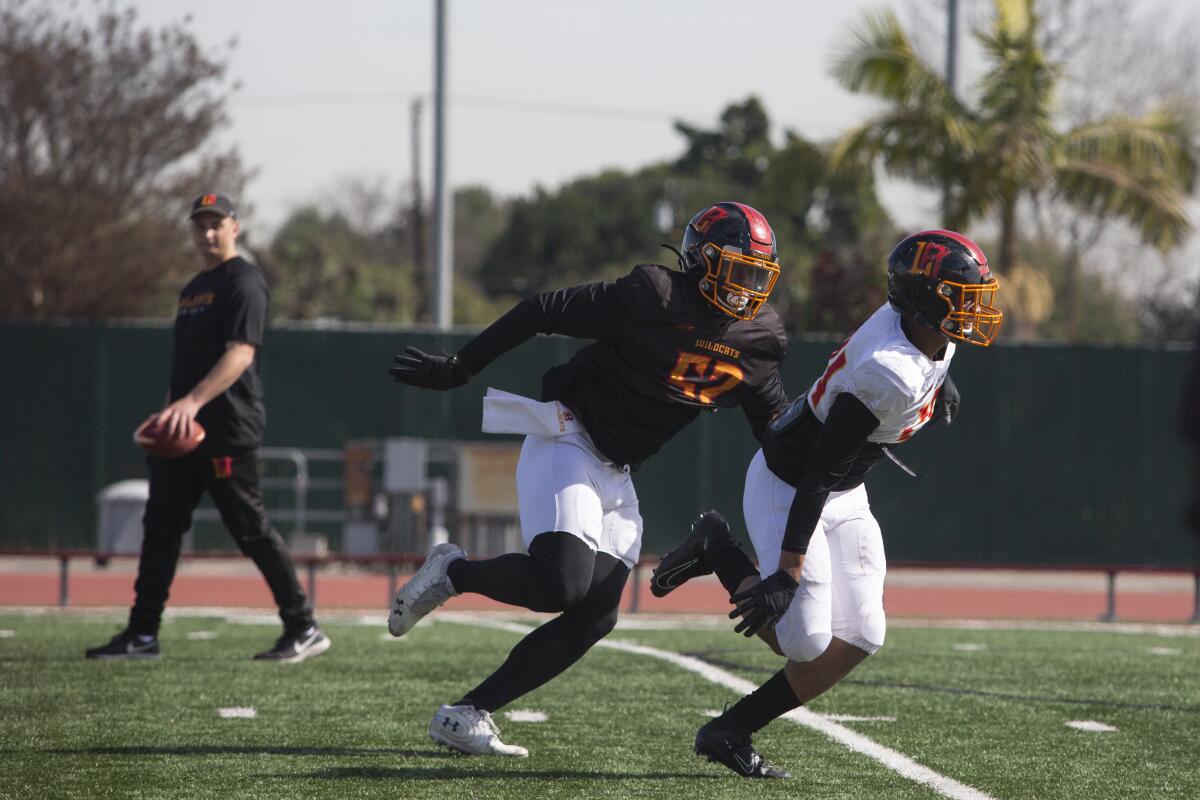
660, 243, 686, 271
696, 278, 733, 318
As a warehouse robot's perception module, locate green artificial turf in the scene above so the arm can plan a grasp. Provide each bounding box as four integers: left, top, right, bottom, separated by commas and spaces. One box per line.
1, 612, 1197, 799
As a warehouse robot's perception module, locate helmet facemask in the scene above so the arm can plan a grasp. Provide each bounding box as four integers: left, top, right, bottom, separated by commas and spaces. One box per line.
935, 278, 1003, 345
696, 243, 780, 321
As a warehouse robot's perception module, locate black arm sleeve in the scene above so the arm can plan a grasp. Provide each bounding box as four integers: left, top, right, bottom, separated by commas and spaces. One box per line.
456, 278, 633, 375
781, 392, 881, 554
741, 368, 788, 442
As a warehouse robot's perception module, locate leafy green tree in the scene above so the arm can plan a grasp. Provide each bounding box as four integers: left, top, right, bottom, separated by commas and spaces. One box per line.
478, 167, 672, 296
263, 207, 415, 322
1013, 234, 1141, 343
478, 97, 897, 335
264, 185, 514, 325
666, 99, 898, 334
829, 0, 1198, 338
674, 96, 774, 186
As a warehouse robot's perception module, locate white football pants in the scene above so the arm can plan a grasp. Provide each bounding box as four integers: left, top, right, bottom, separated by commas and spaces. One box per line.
742, 449, 887, 661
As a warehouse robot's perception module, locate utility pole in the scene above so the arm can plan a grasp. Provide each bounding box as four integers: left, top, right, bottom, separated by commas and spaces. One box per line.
431, 0, 453, 329
942, 0, 959, 227
410, 98, 427, 322
946, 0, 958, 93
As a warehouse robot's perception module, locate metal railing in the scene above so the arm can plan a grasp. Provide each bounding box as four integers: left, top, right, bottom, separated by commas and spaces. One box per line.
191, 447, 348, 534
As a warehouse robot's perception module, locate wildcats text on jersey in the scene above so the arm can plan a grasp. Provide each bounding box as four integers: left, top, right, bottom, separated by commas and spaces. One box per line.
693, 339, 742, 360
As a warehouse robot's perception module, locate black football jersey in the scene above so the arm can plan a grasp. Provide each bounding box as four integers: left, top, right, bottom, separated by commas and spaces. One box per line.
457, 264, 787, 467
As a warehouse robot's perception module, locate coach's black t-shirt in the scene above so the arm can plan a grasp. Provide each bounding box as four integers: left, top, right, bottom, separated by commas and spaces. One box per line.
169, 256, 268, 450
457, 264, 788, 467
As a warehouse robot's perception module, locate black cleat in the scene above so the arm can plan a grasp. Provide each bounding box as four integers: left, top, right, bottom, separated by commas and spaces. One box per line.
650, 510, 735, 598
695, 721, 790, 779
85, 629, 160, 660
253, 625, 331, 663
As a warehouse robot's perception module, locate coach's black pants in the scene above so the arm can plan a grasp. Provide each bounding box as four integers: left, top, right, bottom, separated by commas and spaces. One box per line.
128, 446, 313, 636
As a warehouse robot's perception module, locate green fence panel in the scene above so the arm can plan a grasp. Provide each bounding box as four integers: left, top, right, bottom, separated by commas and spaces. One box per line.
1, 320, 1195, 567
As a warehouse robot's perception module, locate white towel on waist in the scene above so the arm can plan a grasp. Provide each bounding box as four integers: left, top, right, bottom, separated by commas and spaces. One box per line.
482, 388, 583, 437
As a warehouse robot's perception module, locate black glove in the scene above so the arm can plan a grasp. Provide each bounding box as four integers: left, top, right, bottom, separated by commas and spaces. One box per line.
935, 375, 960, 426
729, 570, 798, 637
390, 346, 471, 390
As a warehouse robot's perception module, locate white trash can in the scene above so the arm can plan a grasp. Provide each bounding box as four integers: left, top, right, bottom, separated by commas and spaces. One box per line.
96, 480, 149, 554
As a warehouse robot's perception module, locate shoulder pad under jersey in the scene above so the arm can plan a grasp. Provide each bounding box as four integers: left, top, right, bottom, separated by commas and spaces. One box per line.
768, 393, 808, 434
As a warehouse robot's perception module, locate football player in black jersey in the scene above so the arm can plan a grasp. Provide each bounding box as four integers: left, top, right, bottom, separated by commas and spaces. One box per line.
653, 230, 1001, 778
387, 202, 789, 756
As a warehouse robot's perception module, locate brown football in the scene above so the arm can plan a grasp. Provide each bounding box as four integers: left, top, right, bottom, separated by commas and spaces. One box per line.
133, 416, 206, 459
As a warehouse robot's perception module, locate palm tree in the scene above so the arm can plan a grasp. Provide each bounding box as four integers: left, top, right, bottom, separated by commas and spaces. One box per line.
829, 0, 1198, 338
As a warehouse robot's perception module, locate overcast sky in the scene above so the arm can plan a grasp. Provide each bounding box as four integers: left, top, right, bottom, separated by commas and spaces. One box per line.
119, 0, 1199, 287
123, 0, 936, 235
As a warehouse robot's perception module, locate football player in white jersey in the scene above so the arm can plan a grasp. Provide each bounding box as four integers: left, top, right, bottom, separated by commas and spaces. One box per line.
651, 229, 1002, 778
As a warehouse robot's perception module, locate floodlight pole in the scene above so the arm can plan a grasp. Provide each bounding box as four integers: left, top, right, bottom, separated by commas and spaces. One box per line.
432, 0, 453, 329
946, 0, 958, 93
411, 98, 426, 303
942, 0, 959, 227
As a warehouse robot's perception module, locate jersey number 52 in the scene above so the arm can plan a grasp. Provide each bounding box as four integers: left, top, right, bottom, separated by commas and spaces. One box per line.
668, 352, 743, 404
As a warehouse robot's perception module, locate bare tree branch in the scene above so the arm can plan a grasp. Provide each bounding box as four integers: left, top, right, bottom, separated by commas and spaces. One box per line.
0, 0, 253, 318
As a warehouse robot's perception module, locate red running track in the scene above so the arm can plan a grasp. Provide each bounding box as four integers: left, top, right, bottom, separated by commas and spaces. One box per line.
0, 570, 1195, 623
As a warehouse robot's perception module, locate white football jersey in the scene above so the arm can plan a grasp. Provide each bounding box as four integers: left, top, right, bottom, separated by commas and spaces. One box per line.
806, 304, 955, 444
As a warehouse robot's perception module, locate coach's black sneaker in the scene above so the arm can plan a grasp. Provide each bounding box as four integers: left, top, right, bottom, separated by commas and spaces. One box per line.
695, 721, 790, 779
651, 510, 737, 598
253, 625, 331, 663
85, 629, 160, 660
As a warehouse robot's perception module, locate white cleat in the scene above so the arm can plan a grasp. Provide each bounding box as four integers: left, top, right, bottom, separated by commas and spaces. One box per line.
429, 704, 529, 757
388, 543, 466, 637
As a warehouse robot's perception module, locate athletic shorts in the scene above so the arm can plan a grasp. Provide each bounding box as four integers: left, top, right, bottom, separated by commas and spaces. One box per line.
742, 449, 887, 659
516, 432, 643, 568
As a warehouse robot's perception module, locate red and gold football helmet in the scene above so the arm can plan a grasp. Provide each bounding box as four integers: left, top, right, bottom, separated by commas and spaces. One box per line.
679, 202, 780, 321
886, 229, 1003, 346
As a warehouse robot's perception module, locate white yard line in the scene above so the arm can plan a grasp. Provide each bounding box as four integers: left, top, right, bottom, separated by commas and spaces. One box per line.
1066, 720, 1117, 732
9, 607, 1200, 638
216, 707, 257, 719
1145, 646, 1182, 656
505, 709, 549, 722
441, 613, 998, 800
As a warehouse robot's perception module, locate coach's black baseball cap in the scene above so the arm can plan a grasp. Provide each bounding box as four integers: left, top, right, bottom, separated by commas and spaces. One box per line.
188, 193, 237, 219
